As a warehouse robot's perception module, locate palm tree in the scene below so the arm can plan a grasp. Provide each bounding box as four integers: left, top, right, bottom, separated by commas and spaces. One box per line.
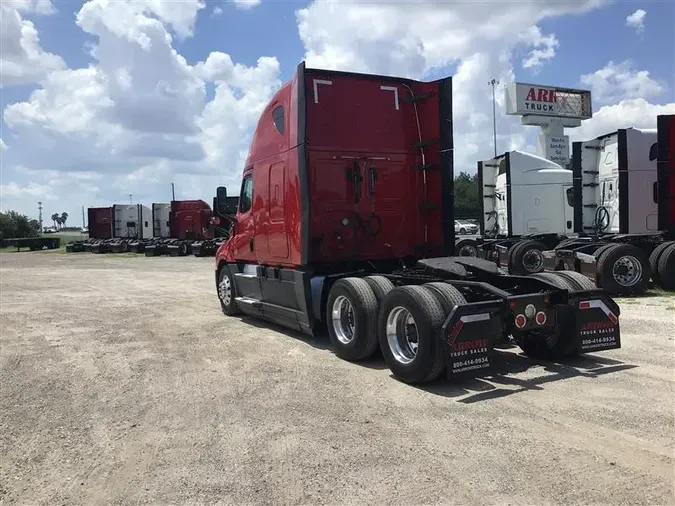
55, 216, 63, 229
51, 213, 59, 228
60, 212, 68, 228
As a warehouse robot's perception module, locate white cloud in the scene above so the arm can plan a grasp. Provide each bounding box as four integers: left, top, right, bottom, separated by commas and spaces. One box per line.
0, 0, 66, 87
520, 26, 560, 70
580, 60, 665, 105
571, 99, 675, 141
0, 138, 7, 152
296, 0, 610, 170
0, 181, 55, 200
232, 0, 260, 10
212, 6, 223, 17
626, 9, 646, 34
2, 0, 281, 219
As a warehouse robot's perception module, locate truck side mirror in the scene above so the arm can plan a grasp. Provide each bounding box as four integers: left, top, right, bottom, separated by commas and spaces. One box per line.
215, 186, 230, 216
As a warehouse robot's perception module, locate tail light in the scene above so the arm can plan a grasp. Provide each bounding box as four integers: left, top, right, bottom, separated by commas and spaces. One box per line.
535, 311, 547, 325
210, 217, 221, 226
514, 314, 527, 329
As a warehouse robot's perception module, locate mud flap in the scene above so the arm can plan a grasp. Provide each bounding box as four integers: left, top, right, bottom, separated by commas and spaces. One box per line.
441, 300, 504, 379
571, 294, 621, 353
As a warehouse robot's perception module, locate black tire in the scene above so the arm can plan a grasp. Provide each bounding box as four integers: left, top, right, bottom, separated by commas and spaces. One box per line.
363, 275, 395, 304
657, 243, 675, 291
530, 272, 577, 291
217, 265, 241, 316
593, 243, 616, 261
513, 323, 577, 360
649, 241, 674, 287
423, 282, 467, 313
555, 270, 596, 291
121, 241, 130, 253
459, 228, 466, 235
456, 238, 478, 257
179, 242, 189, 256
378, 285, 447, 384
510, 240, 547, 275
597, 243, 650, 295
326, 278, 379, 361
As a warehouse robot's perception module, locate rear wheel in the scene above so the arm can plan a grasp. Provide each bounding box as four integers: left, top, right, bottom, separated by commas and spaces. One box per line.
456, 238, 478, 257
597, 243, 650, 295
327, 278, 379, 361
510, 240, 547, 275
554, 270, 596, 291
363, 275, 395, 304
657, 243, 675, 291
649, 241, 674, 287
378, 285, 447, 384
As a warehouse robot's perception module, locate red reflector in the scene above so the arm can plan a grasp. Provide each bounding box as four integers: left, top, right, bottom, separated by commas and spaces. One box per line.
535, 311, 547, 325
210, 217, 221, 226
514, 314, 527, 329
509, 300, 517, 309
448, 320, 464, 344
544, 295, 550, 304
608, 312, 618, 324
579, 301, 591, 309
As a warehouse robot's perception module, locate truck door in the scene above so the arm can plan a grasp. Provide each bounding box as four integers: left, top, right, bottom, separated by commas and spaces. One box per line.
231, 172, 257, 262
266, 161, 289, 258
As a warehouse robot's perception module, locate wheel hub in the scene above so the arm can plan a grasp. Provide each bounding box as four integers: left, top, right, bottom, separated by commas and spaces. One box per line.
522, 249, 543, 273
612, 255, 642, 287
331, 296, 356, 344
386, 306, 419, 365
218, 275, 232, 306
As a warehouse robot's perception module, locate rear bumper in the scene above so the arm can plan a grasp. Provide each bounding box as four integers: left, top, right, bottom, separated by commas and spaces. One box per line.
440, 289, 621, 379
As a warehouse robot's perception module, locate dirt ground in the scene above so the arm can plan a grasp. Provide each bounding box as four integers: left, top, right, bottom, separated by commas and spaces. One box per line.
1, 252, 673, 506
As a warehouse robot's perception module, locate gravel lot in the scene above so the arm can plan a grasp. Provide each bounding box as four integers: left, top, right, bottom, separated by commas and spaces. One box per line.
1, 252, 673, 505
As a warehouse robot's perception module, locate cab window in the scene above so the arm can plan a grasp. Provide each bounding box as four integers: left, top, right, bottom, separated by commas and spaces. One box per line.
272, 106, 285, 135
566, 187, 575, 207
239, 174, 253, 213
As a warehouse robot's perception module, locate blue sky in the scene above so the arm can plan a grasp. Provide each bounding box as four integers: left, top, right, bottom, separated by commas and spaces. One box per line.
1, 0, 673, 224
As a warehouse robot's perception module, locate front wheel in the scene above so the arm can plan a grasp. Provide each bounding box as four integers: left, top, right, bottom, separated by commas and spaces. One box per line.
217, 265, 241, 316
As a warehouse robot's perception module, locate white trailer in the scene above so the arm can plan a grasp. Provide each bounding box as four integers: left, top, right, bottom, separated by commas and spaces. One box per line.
477, 150, 575, 275
113, 204, 152, 239
152, 203, 171, 238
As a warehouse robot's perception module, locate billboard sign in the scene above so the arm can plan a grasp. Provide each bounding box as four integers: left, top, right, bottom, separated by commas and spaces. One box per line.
505, 82, 592, 120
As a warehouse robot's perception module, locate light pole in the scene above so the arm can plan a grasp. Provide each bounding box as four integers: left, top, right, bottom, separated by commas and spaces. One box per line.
129, 193, 132, 204
37, 201, 43, 234
488, 78, 500, 157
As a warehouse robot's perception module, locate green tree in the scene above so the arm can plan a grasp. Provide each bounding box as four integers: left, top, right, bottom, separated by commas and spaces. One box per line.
60, 211, 69, 228
454, 171, 480, 220
0, 211, 40, 239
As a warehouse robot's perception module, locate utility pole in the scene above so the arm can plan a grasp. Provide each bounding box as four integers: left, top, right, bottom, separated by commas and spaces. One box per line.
488, 78, 500, 157
37, 201, 43, 234
129, 193, 132, 204
81, 206, 85, 229
171, 182, 175, 201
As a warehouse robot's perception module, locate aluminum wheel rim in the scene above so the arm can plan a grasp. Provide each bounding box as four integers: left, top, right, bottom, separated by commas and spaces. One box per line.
331, 296, 356, 345
386, 306, 419, 365
459, 245, 477, 257
218, 275, 232, 306
522, 249, 544, 273
612, 255, 642, 287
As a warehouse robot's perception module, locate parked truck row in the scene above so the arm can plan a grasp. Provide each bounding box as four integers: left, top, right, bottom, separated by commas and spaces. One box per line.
212, 62, 622, 385
474, 115, 675, 296
66, 196, 239, 257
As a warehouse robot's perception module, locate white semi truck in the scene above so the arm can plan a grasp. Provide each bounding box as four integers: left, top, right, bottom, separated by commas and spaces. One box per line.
543, 120, 675, 295
477, 150, 576, 275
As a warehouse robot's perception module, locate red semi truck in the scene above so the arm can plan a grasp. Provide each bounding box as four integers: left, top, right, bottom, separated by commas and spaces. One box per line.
213, 62, 623, 384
